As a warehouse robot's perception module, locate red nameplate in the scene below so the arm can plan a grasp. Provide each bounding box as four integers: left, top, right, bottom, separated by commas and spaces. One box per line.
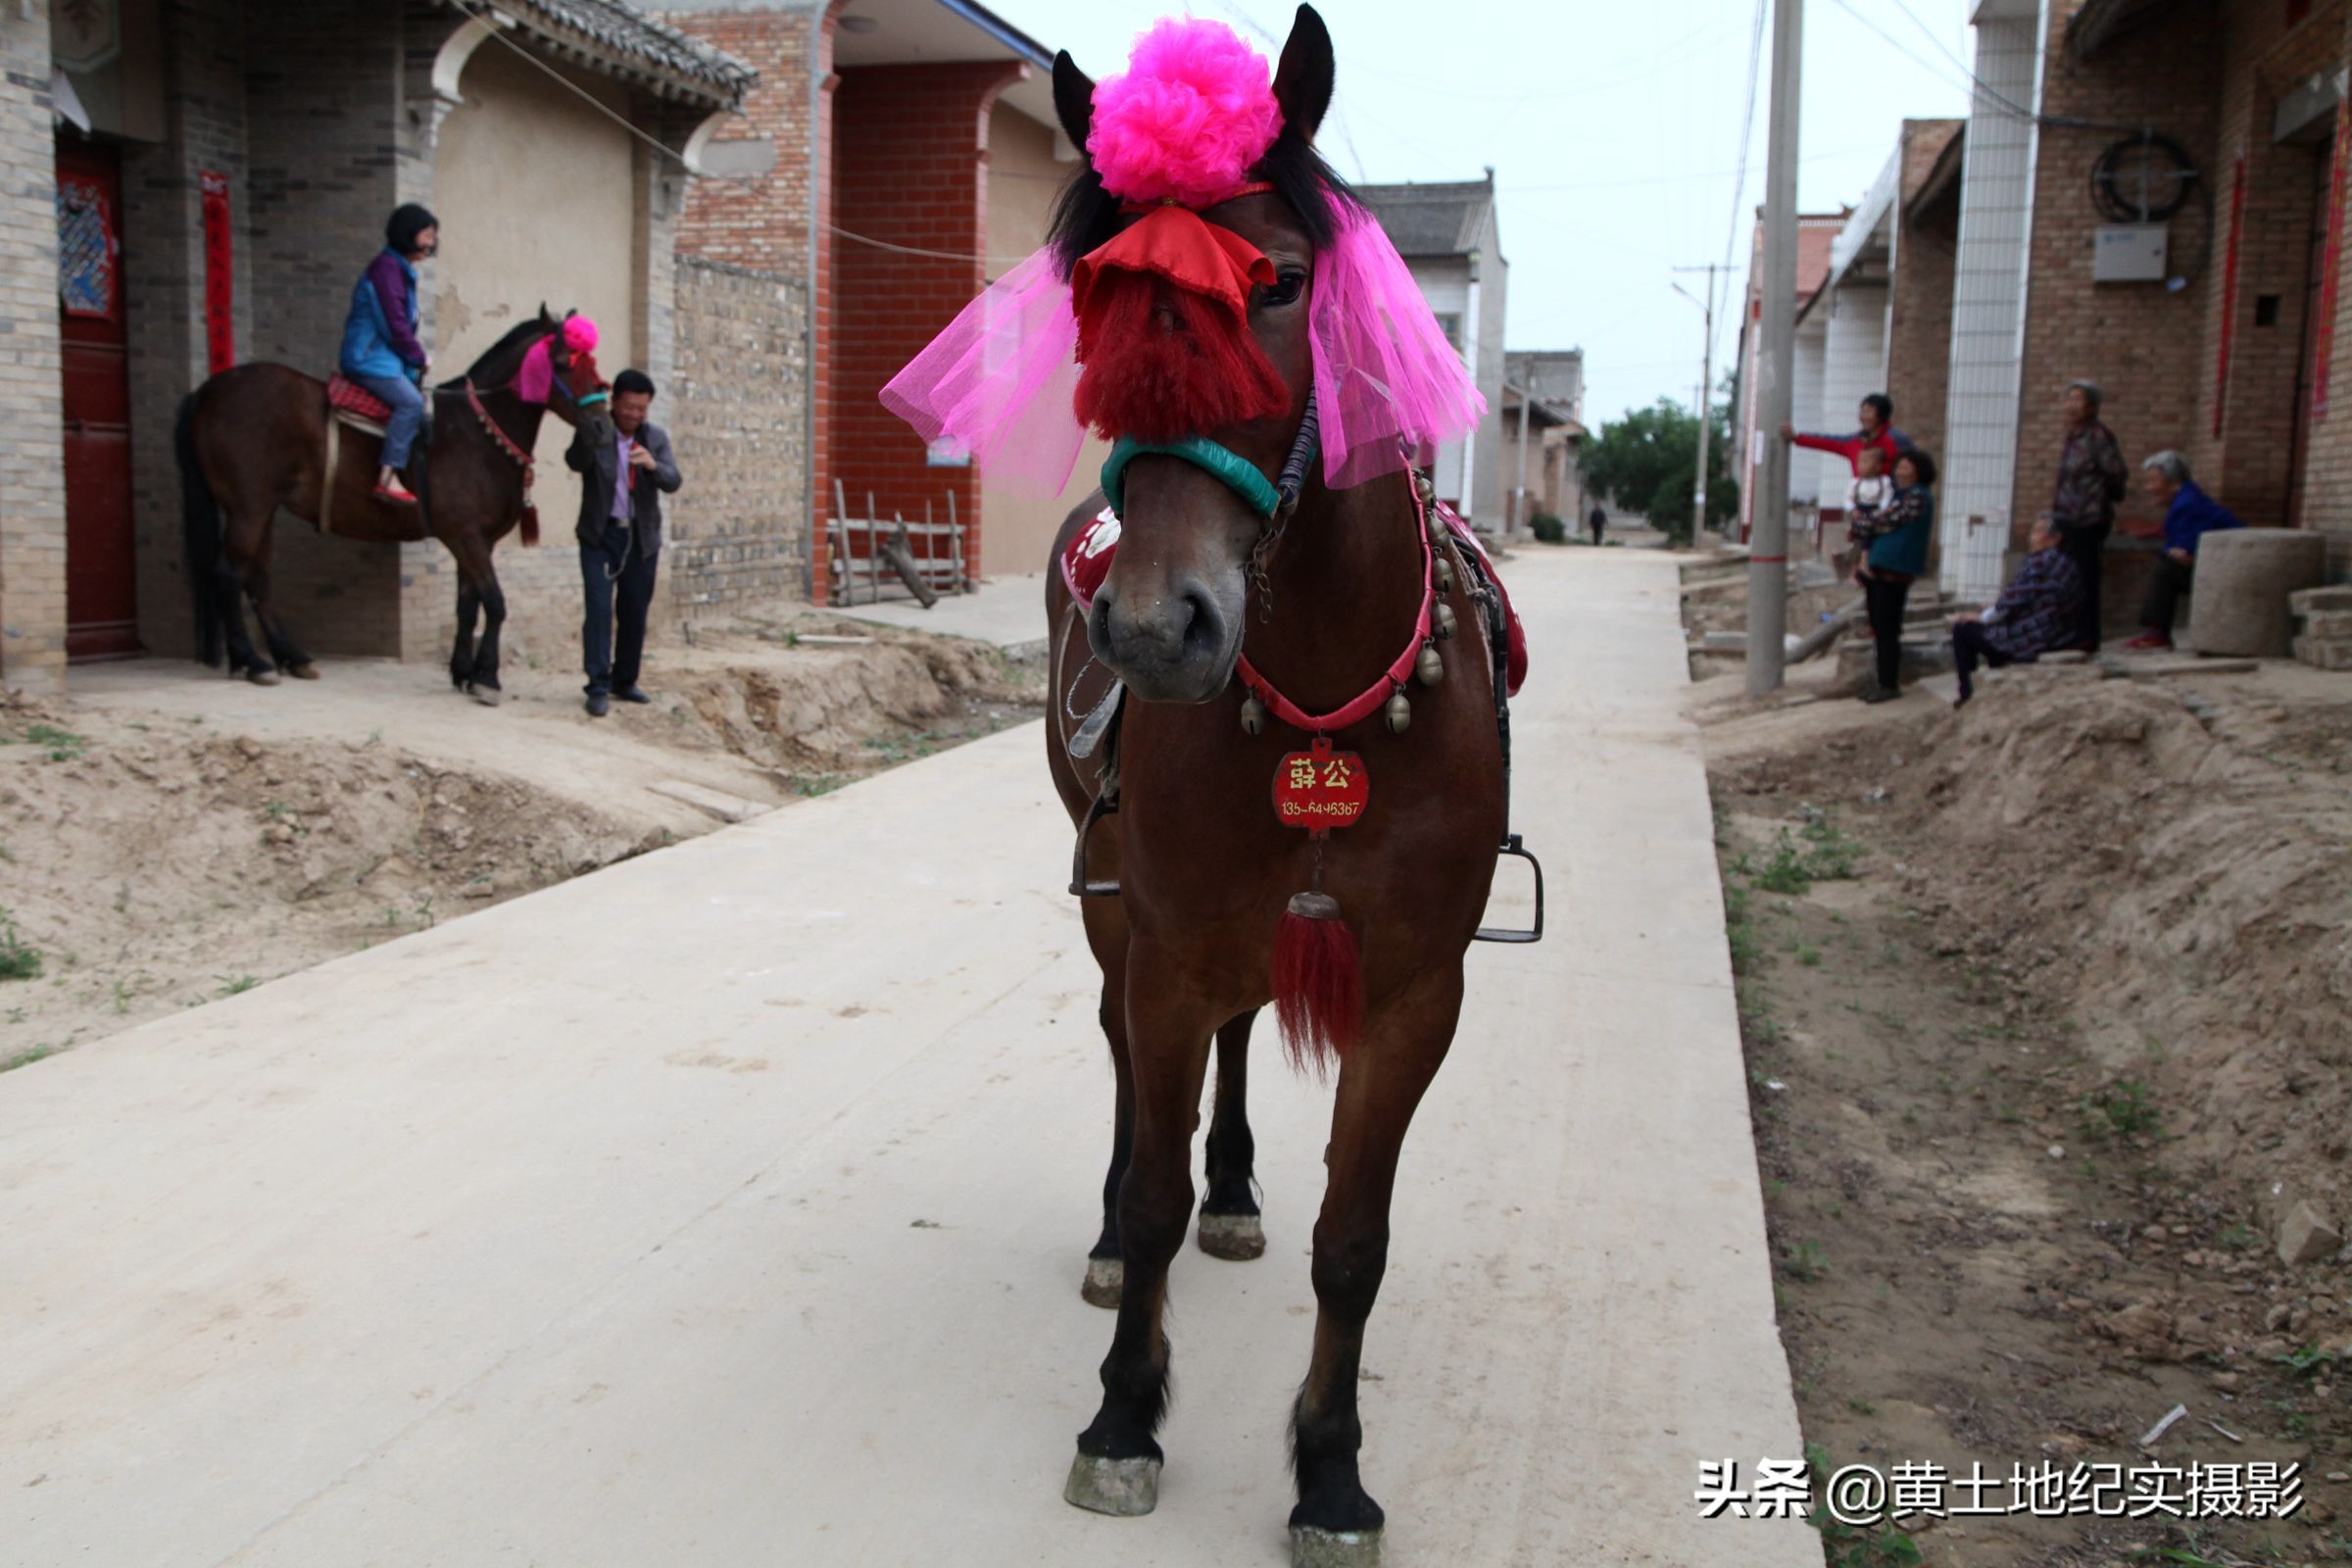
1273, 737, 1369, 835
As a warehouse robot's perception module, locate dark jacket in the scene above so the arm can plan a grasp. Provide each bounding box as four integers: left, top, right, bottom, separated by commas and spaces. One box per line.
1866, 482, 1934, 577
1981, 546, 2085, 660
567, 418, 682, 554
2051, 420, 2127, 530
2162, 479, 2243, 557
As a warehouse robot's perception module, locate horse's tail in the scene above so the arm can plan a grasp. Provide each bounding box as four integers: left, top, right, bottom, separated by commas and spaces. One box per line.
175, 389, 223, 667
1271, 892, 1363, 1075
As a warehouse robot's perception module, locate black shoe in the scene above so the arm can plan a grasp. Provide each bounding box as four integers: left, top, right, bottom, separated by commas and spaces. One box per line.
1861, 683, 1902, 704
585, 692, 611, 717
614, 685, 652, 704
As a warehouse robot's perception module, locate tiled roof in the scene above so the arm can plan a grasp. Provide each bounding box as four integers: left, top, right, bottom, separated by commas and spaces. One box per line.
488, 0, 757, 104
1353, 179, 1495, 259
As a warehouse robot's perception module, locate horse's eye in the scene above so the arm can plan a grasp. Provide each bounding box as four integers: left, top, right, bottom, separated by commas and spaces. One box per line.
1258, 270, 1307, 309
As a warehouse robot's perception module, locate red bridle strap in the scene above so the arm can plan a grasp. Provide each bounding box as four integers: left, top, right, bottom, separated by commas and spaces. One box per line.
1234, 466, 1435, 736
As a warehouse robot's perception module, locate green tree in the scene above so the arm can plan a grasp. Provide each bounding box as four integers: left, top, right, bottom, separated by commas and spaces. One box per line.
1582, 397, 1739, 546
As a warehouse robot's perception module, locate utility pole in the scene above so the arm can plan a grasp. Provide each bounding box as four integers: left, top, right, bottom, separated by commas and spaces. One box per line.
1671, 263, 1729, 545
1748, 0, 1802, 697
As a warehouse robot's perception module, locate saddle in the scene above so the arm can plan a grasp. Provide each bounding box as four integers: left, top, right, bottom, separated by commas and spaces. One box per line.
325, 372, 391, 434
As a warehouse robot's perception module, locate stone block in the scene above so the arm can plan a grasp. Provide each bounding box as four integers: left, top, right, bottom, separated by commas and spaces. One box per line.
2288, 585, 2352, 615
2278, 1200, 2343, 1266
2292, 609, 2352, 638
2293, 636, 2352, 671
2188, 529, 2329, 657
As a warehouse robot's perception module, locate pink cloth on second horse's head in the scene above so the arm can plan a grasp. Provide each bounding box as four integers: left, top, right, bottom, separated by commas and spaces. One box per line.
517, 338, 555, 405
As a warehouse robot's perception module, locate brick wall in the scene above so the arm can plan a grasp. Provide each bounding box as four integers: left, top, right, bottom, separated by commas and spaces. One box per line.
0, 2, 68, 695
2303, 9, 2352, 567
2013, 1, 2226, 549
1887, 120, 1960, 465
665, 256, 809, 630
2193, 0, 2347, 542
828, 60, 1022, 600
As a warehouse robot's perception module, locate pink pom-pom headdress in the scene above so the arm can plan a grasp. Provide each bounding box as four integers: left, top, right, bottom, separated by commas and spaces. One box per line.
879, 15, 1483, 496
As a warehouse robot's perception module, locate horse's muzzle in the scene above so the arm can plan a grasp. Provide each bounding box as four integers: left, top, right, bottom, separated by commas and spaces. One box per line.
1087, 569, 1244, 705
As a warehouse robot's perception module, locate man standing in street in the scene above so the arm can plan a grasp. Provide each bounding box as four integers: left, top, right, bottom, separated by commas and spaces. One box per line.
570, 368, 682, 717
2124, 450, 2241, 651
1588, 502, 1607, 547
2047, 378, 2128, 650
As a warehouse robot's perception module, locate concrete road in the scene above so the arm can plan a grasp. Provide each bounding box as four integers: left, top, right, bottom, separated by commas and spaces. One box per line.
0, 550, 1817, 1567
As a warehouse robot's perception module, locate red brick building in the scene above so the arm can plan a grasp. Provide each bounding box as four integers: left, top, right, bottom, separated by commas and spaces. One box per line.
670, 0, 1077, 603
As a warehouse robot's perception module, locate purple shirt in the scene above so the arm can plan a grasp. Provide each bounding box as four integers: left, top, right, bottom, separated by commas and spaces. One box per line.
612, 431, 634, 521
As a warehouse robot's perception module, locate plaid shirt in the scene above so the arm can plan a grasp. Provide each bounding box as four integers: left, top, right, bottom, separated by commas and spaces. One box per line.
1983, 547, 2085, 659
2051, 421, 2127, 530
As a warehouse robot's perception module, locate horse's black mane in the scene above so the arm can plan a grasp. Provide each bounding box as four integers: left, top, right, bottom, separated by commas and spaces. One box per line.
437, 316, 553, 391
1046, 135, 1361, 280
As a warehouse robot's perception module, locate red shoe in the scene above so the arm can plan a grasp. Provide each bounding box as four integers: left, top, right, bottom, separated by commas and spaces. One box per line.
2121, 630, 2172, 651
374, 476, 418, 505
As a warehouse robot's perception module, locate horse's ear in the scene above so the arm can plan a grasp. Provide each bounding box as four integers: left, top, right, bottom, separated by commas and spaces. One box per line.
1052, 50, 1094, 154
1272, 5, 1335, 145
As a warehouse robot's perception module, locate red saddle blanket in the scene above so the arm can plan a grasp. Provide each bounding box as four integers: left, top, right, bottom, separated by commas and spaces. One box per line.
1060, 495, 1528, 698
326, 373, 393, 424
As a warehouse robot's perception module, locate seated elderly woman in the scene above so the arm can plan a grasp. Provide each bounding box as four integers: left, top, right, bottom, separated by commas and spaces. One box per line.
1947, 514, 2087, 706
2124, 450, 2243, 651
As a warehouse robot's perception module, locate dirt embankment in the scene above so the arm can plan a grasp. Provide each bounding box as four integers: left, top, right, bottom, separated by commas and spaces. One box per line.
0, 626, 1042, 1067
1711, 670, 2350, 1564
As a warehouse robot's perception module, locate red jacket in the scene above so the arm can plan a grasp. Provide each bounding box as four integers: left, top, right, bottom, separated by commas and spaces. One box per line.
1791, 425, 1913, 475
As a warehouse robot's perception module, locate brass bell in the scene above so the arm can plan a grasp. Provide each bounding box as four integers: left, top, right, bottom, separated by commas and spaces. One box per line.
1433, 601, 1458, 642
1240, 694, 1267, 736
1384, 689, 1411, 734
1435, 556, 1455, 593
1416, 640, 1445, 687
1412, 472, 1435, 505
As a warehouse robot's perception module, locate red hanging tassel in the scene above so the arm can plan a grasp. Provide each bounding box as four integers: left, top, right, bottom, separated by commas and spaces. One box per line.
1073, 270, 1289, 444
1272, 892, 1362, 1074
518, 504, 540, 547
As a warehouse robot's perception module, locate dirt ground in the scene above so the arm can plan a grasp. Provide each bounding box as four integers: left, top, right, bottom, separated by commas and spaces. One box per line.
0, 611, 1042, 1067
1691, 623, 2352, 1563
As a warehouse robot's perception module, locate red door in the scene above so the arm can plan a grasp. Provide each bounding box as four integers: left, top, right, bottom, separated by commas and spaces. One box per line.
58, 140, 139, 660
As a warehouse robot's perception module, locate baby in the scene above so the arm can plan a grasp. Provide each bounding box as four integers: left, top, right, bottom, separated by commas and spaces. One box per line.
1844, 443, 1893, 557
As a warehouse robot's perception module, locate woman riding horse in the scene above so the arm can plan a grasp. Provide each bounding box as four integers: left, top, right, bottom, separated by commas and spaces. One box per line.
341, 203, 438, 506
883, 10, 1527, 1565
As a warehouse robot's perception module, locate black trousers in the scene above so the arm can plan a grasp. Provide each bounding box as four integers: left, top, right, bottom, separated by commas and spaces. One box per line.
1861, 570, 1913, 691
2138, 555, 2193, 634
1950, 619, 2014, 701
580, 521, 658, 696
1590, 520, 1604, 546
2057, 520, 2109, 649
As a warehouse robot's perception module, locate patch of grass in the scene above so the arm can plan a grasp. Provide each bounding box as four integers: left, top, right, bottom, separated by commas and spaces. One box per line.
1782, 1240, 1828, 1283
0, 908, 42, 982
114, 881, 130, 915
215, 973, 261, 998
795, 773, 848, 798
2082, 1079, 2160, 1139
2215, 1222, 2257, 1251
1724, 882, 1763, 973
22, 723, 85, 762
0, 1044, 59, 1073
2279, 1344, 2339, 1378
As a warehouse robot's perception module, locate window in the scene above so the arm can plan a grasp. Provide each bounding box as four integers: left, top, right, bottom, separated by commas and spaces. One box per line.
1434, 312, 1462, 350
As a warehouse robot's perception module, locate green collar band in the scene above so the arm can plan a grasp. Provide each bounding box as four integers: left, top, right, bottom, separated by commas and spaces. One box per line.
1102, 435, 1281, 519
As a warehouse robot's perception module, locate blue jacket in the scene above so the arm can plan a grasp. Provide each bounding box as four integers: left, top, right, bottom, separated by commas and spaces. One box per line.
340, 251, 425, 379
2163, 480, 2243, 557
1867, 483, 1934, 577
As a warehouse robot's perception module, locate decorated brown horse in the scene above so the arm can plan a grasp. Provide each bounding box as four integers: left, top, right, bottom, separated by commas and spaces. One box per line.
174, 308, 607, 703
883, 9, 1538, 1563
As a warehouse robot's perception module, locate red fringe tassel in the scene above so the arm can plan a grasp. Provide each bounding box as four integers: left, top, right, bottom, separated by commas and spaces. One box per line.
1074, 272, 1289, 444
1272, 897, 1363, 1075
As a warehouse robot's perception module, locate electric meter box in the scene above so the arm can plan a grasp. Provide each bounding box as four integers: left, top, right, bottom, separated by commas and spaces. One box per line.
2093, 224, 2169, 282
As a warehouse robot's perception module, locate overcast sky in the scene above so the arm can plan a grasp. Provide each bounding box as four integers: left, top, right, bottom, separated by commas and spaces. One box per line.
990, 0, 1978, 429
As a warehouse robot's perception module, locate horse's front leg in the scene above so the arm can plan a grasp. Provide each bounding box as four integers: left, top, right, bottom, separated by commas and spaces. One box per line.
1199, 1009, 1266, 1259
1289, 964, 1463, 1567
449, 580, 481, 691
1065, 948, 1217, 1518
447, 532, 508, 707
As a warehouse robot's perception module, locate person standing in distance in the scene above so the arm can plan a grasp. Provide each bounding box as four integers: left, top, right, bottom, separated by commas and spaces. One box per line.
569, 368, 681, 717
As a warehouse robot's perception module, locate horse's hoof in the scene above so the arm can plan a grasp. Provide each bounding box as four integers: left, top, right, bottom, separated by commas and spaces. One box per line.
1063, 1451, 1160, 1517
1080, 1256, 1123, 1309
246, 667, 280, 687
1198, 1212, 1266, 1261
468, 683, 504, 708
287, 662, 319, 680
1292, 1527, 1383, 1568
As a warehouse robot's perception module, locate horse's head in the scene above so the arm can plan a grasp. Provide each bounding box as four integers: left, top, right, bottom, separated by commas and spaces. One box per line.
1055, 6, 1337, 704
540, 305, 610, 428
